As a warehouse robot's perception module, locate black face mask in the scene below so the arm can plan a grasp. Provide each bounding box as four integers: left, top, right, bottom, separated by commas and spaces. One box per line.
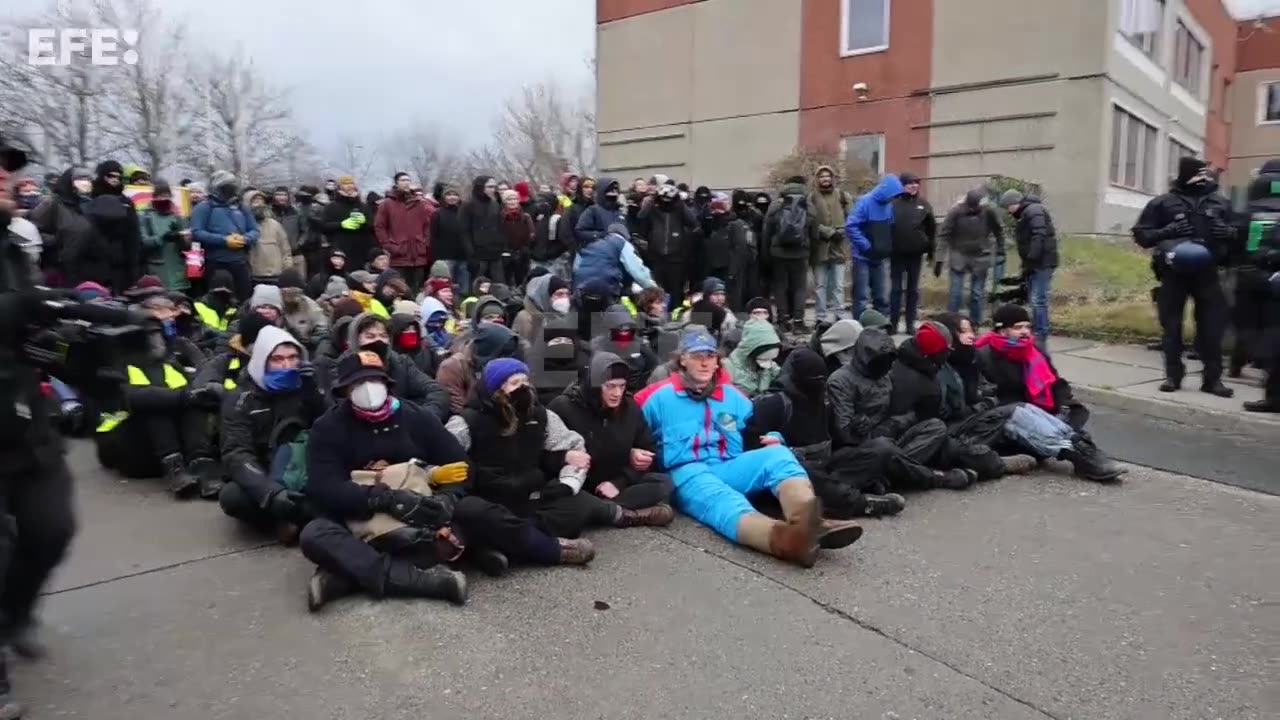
949, 345, 975, 367
361, 340, 390, 360
508, 385, 535, 415
219, 184, 239, 200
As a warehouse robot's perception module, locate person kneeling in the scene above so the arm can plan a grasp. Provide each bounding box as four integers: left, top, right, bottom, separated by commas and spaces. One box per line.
444, 359, 619, 545
302, 352, 588, 611
548, 353, 676, 526
219, 326, 327, 543
636, 329, 863, 568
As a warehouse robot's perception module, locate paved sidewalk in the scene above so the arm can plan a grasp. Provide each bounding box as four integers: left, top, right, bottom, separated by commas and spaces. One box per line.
1045, 336, 1278, 438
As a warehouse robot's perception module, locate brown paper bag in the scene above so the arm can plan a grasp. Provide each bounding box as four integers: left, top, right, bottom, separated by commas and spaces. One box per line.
346, 461, 433, 543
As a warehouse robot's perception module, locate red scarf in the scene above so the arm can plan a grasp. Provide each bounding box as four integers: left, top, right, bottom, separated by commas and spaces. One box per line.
352, 397, 397, 424
975, 332, 1058, 411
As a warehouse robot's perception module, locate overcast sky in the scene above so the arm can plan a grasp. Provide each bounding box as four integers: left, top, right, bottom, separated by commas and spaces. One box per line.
1224, 0, 1280, 18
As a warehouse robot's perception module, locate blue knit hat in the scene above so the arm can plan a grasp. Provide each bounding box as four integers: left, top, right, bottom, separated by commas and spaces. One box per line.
482, 357, 530, 394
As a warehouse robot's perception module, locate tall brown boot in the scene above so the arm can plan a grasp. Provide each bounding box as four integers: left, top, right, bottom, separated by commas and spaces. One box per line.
767, 495, 822, 568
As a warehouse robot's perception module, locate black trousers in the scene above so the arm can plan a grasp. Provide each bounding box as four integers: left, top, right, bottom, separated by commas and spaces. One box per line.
398, 266, 427, 294
889, 254, 924, 330
653, 259, 688, 302
772, 258, 808, 323
1231, 271, 1270, 372
587, 472, 674, 511
95, 409, 214, 478
474, 259, 507, 286
526, 491, 619, 539
0, 448, 76, 634
211, 260, 253, 302
299, 496, 553, 594
1158, 267, 1227, 384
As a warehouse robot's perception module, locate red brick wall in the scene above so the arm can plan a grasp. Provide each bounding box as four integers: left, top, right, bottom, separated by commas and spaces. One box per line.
1186, 0, 1239, 170
597, 0, 700, 24
797, 0, 934, 178
1236, 17, 1280, 72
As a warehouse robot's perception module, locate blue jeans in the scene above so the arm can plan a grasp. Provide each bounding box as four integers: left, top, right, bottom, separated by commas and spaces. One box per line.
853, 259, 888, 318
948, 267, 989, 325
444, 260, 471, 293
991, 255, 1006, 288
1028, 268, 1053, 343
813, 261, 846, 321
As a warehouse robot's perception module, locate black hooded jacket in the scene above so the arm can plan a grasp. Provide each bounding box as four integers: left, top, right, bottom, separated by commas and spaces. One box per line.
1010, 196, 1059, 270
637, 193, 699, 259
321, 192, 375, 262
557, 182, 594, 253
827, 329, 914, 448
461, 176, 505, 261
887, 339, 944, 421
745, 351, 830, 453
531, 191, 568, 261
574, 177, 628, 248
431, 198, 469, 261
33, 168, 100, 285
86, 160, 142, 290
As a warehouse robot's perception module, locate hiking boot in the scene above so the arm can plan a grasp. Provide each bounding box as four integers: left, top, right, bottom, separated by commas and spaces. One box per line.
307, 567, 356, 613
767, 496, 822, 568
618, 504, 676, 528
818, 520, 863, 550
1060, 436, 1125, 483
1158, 378, 1182, 393
469, 547, 509, 577
938, 468, 976, 490
189, 457, 225, 500
383, 561, 467, 605
162, 453, 199, 498
1000, 454, 1038, 476
557, 538, 595, 565
1201, 381, 1234, 399
863, 493, 906, 517
1243, 399, 1280, 413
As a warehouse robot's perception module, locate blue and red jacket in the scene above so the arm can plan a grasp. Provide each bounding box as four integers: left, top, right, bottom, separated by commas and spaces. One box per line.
637, 369, 755, 470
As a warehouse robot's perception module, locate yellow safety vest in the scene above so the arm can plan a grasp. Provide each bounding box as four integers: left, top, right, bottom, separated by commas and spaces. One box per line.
671, 301, 692, 322
621, 296, 638, 317
194, 302, 236, 331
369, 298, 390, 319
96, 364, 189, 433
223, 357, 242, 391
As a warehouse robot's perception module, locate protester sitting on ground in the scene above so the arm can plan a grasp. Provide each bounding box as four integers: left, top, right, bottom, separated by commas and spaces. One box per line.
858, 309, 893, 335
277, 267, 329, 350
931, 312, 1111, 477
346, 270, 390, 318
512, 273, 571, 344
810, 319, 863, 375
724, 317, 782, 399
458, 276, 492, 322
547, 353, 676, 526
419, 297, 455, 355
528, 321, 586, 406
95, 291, 223, 498
339, 313, 450, 421
301, 352, 587, 612
306, 248, 347, 299
436, 322, 524, 414
744, 349, 906, 519
637, 328, 864, 568
887, 322, 1022, 481
466, 291, 508, 329
588, 304, 659, 393
219, 284, 291, 354
690, 276, 736, 338
389, 311, 440, 378
367, 247, 391, 274
444, 358, 614, 548
417, 275, 460, 334
974, 305, 1124, 481
827, 328, 978, 492
192, 269, 238, 350
219, 325, 327, 543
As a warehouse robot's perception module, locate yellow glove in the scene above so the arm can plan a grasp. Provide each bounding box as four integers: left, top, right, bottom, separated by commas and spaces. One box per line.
430, 461, 469, 486
225, 233, 246, 249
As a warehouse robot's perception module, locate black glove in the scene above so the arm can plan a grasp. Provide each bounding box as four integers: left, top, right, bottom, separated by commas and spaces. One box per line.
933, 261, 943, 278
1160, 218, 1193, 240
368, 484, 454, 529
185, 383, 223, 410
267, 489, 305, 521
531, 481, 573, 503
1211, 223, 1236, 240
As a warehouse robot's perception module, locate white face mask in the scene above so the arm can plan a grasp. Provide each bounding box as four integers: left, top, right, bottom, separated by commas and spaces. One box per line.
350, 381, 388, 411
73, 178, 92, 194
755, 347, 779, 369
551, 297, 571, 314
835, 349, 855, 366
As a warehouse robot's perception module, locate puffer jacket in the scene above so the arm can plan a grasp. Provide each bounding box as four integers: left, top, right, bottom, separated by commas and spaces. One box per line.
887, 338, 945, 421
460, 176, 505, 261
574, 177, 627, 248
636, 196, 699, 259
723, 318, 782, 399
1011, 196, 1058, 271
374, 190, 433, 268
846, 174, 904, 263
246, 191, 293, 279
191, 188, 259, 265
938, 190, 1004, 272
827, 329, 913, 448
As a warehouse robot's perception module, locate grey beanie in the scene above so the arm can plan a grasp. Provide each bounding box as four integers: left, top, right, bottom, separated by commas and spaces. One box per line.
999, 189, 1025, 208
249, 284, 283, 310
211, 170, 237, 189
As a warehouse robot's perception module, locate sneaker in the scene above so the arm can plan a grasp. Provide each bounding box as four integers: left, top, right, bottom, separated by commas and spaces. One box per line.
863, 493, 906, 517
617, 504, 676, 528
557, 538, 595, 565
1000, 454, 1038, 476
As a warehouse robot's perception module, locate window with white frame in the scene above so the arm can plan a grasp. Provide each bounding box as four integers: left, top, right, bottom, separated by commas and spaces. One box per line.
1261, 82, 1280, 124
1172, 20, 1205, 97
1167, 137, 1196, 179
1109, 106, 1158, 193
1119, 0, 1165, 59
840, 133, 885, 175
841, 0, 890, 56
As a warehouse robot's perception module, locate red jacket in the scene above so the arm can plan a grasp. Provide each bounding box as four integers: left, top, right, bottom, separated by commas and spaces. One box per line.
375, 192, 434, 267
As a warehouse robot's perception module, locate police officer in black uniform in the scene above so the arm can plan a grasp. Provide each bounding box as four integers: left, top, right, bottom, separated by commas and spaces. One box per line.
0, 135, 78, 719
1237, 159, 1280, 413
1132, 157, 1236, 397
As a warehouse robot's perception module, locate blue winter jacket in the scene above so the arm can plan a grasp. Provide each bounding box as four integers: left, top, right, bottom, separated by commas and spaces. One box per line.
574, 177, 628, 247
846, 174, 904, 262
190, 192, 260, 265
638, 370, 762, 470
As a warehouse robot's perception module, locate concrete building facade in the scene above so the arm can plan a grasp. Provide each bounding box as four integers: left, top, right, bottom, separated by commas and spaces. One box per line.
596, 0, 1244, 235
1225, 16, 1280, 190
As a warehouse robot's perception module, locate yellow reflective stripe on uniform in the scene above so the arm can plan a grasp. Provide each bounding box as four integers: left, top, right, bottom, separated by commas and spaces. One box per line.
96, 364, 188, 432
369, 298, 390, 319
224, 357, 241, 391
621, 297, 638, 317
194, 302, 230, 331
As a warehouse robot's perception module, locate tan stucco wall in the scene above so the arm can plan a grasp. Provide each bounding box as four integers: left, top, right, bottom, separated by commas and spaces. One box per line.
1227, 68, 1280, 189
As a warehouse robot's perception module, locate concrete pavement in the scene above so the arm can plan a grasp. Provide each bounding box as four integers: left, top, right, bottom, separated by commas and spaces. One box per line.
13, 440, 1280, 720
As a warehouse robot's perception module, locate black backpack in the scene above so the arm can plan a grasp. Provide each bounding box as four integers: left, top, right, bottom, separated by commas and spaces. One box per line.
775, 195, 809, 248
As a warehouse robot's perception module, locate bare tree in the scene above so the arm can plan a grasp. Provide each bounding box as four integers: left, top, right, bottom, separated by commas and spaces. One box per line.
380, 123, 464, 190
463, 78, 596, 186
96, 0, 195, 176
179, 48, 304, 187
335, 134, 381, 186
0, 0, 129, 170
